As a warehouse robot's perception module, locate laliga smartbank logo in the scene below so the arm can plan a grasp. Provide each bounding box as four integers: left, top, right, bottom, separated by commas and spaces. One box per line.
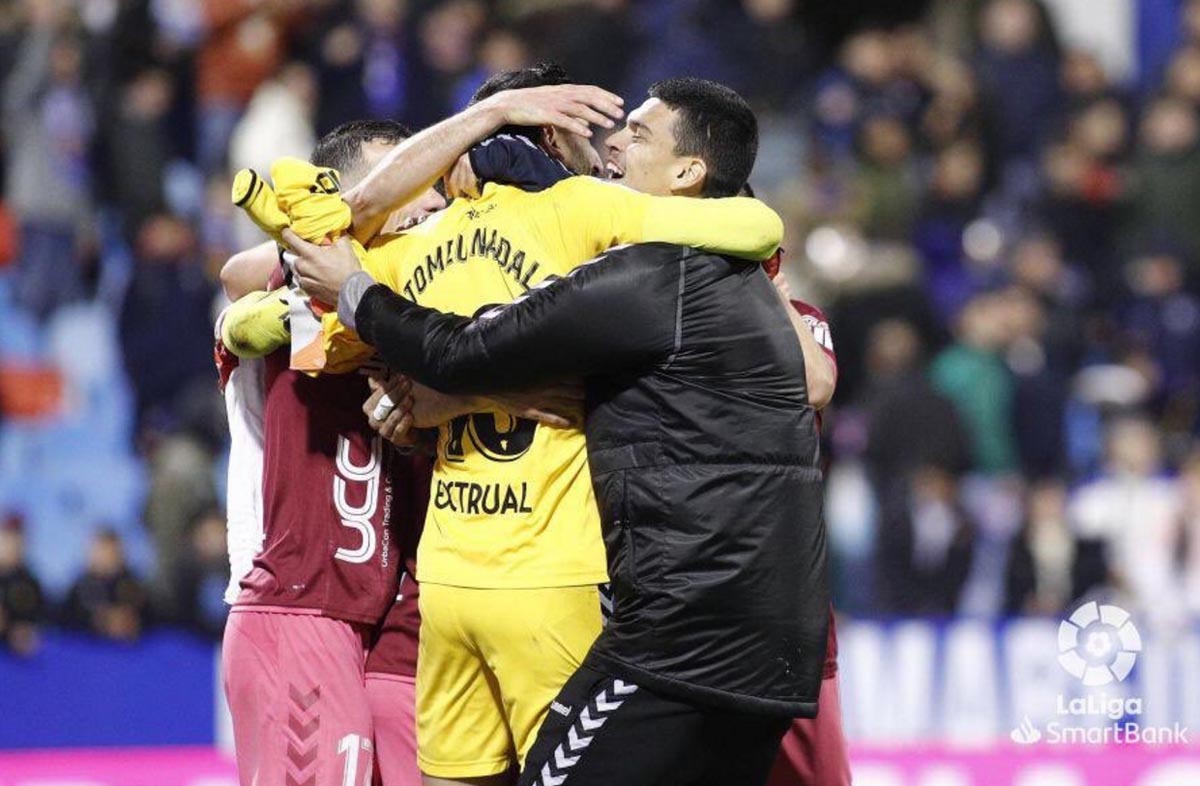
1010, 602, 1189, 746
1056, 600, 1141, 685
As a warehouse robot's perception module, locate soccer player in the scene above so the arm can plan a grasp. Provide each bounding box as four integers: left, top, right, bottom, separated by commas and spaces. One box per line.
762, 276, 852, 786
289, 78, 830, 786
219, 120, 442, 786
285, 73, 784, 786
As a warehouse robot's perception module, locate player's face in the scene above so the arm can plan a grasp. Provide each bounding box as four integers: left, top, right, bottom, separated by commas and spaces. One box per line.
553, 127, 604, 177
604, 98, 696, 197
356, 139, 447, 232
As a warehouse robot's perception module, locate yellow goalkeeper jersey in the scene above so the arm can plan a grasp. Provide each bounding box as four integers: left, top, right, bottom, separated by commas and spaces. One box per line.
327, 175, 783, 589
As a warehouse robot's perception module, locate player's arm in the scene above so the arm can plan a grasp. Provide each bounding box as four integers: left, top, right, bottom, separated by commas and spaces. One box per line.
547, 177, 784, 262
364, 377, 577, 447
220, 241, 279, 301
318, 242, 678, 394
771, 276, 836, 409
344, 85, 624, 240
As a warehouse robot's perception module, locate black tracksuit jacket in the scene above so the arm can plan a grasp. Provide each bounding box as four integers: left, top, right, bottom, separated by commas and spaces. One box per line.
353, 242, 830, 717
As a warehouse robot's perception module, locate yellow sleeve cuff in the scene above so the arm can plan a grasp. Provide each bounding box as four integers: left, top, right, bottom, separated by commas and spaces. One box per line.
220, 287, 290, 359
641, 196, 784, 261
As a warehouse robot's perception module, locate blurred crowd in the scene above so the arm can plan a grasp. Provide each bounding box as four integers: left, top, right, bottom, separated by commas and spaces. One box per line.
2, 0, 1200, 655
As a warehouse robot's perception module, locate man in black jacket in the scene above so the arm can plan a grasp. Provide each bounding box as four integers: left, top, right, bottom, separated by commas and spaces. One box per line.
289, 79, 829, 786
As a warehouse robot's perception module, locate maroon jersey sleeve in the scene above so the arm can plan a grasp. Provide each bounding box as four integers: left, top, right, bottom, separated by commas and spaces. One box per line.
366, 455, 432, 677
789, 299, 837, 377
238, 349, 409, 625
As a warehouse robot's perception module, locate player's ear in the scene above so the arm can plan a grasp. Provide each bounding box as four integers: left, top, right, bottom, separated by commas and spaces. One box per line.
673, 157, 707, 196
540, 125, 566, 161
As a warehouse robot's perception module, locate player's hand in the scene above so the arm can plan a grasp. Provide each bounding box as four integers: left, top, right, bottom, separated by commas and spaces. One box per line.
364, 374, 417, 447
487, 383, 584, 429
408, 382, 475, 429
283, 228, 362, 305
482, 84, 624, 138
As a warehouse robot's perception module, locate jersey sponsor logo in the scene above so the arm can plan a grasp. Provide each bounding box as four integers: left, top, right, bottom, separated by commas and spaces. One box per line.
333, 434, 386, 564
433, 478, 534, 515
445, 413, 537, 463
400, 227, 543, 301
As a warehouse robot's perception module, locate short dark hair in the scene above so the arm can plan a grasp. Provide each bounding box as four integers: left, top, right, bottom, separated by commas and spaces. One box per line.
310, 119, 415, 175
648, 78, 758, 197
471, 61, 572, 104
470, 62, 573, 143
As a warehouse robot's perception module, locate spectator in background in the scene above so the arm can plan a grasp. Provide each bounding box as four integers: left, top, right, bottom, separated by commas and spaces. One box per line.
62, 529, 149, 641
3, 0, 94, 321
877, 465, 976, 615
1003, 284, 1070, 476
1004, 479, 1078, 615
229, 61, 318, 178
196, 0, 313, 173
118, 213, 217, 434
172, 508, 230, 640
313, 0, 410, 135
852, 114, 919, 241
1007, 233, 1085, 370
931, 290, 1028, 614
913, 139, 987, 320
863, 318, 972, 490
407, 0, 488, 126
1059, 48, 1120, 113
101, 69, 175, 232
1165, 45, 1200, 109
919, 53, 983, 150
0, 515, 44, 655
974, 0, 1060, 176
1052, 96, 1129, 289
1130, 96, 1200, 264
1123, 249, 1200, 422
1070, 417, 1185, 628
930, 292, 1019, 475
812, 28, 925, 159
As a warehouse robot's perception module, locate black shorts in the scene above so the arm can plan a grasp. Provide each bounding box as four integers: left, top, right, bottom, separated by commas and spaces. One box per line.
517, 663, 790, 786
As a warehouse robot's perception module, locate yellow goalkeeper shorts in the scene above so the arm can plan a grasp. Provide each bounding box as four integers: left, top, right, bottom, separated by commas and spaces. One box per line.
416, 583, 602, 778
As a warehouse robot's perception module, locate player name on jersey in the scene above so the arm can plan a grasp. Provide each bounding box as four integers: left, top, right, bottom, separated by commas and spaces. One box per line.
400, 227, 543, 302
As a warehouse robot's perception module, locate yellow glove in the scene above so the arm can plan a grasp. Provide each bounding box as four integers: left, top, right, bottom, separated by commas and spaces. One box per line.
270, 157, 353, 242
231, 170, 289, 242
220, 287, 291, 359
